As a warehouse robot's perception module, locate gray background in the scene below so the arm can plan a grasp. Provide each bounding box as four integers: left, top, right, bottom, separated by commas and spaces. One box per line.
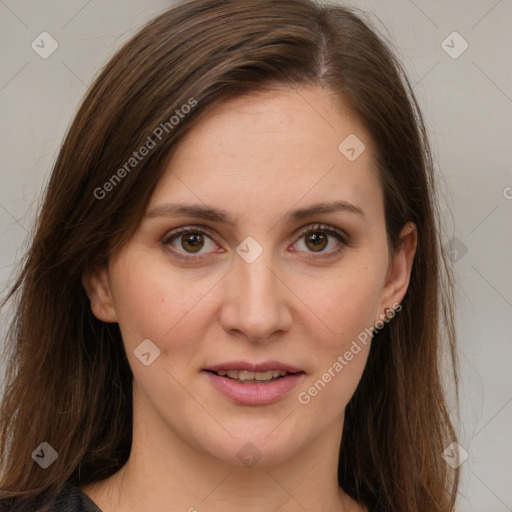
0, 1, 511, 510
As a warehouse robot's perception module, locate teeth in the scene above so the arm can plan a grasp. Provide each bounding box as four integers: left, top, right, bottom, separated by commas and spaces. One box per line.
216, 370, 290, 381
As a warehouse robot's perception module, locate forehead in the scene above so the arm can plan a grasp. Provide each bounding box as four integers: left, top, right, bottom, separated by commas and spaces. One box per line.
149, 86, 382, 225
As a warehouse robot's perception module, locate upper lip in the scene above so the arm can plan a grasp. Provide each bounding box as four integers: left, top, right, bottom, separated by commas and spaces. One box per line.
204, 360, 304, 373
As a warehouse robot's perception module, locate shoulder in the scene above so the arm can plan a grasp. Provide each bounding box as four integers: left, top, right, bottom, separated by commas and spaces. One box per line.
0, 482, 102, 512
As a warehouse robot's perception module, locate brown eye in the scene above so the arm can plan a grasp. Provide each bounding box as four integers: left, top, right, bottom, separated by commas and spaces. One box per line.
305, 231, 329, 252
293, 224, 348, 258
179, 232, 205, 253
163, 227, 218, 259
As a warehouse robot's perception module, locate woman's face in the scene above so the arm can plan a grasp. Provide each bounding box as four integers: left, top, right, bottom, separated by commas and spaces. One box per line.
86, 85, 416, 467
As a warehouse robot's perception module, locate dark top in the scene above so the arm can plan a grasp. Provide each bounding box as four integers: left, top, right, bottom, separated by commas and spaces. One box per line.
0, 483, 102, 512
2, 482, 385, 511
46, 483, 102, 512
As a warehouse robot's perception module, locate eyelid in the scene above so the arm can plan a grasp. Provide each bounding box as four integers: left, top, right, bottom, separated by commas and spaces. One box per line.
162, 224, 216, 243
294, 223, 349, 244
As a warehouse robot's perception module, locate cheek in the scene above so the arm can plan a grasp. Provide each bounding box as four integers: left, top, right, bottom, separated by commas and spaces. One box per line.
295, 259, 385, 406
311, 260, 384, 345
108, 250, 215, 358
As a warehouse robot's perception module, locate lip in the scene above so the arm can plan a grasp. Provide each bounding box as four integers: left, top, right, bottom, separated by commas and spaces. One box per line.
204, 370, 305, 405
204, 360, 304, 373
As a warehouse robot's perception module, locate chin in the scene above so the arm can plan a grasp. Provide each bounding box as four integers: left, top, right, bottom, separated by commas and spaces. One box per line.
195, 420, 304, 468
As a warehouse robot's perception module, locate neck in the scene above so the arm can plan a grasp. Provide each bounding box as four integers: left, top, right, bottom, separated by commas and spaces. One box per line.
82, 389, 363, 512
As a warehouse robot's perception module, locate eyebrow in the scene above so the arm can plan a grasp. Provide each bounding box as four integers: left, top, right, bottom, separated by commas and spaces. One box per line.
145, 200, 365, 226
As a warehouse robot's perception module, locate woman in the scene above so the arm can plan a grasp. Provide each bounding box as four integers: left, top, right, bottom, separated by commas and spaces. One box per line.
0, 0, 459, 510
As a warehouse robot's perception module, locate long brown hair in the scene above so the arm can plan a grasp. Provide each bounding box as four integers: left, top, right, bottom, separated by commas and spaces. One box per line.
0, 0, 459, 510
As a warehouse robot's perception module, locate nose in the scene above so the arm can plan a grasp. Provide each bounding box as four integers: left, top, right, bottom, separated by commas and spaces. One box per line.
219, 249, 293, 342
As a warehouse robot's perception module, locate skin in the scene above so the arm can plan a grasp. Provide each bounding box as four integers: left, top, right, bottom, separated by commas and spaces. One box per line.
82, 85, 417, 512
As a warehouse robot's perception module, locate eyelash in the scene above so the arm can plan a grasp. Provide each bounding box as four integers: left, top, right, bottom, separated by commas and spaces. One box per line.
162, 223, 349, 262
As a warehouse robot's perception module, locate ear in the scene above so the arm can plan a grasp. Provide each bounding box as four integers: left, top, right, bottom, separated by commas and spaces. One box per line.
82, 266, 118, 323
377, 222, 417, 315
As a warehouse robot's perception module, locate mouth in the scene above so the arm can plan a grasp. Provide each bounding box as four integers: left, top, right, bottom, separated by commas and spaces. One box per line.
203, 361, 306, 406
203, 361, 306, 405
205, 369, 303, 383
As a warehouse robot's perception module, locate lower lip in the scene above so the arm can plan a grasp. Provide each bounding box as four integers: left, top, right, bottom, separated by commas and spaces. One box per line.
204, 371, 305, 405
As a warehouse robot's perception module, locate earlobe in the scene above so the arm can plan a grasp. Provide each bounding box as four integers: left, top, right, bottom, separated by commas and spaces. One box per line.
378, 222, 418, 313
81, 266, 118, 323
